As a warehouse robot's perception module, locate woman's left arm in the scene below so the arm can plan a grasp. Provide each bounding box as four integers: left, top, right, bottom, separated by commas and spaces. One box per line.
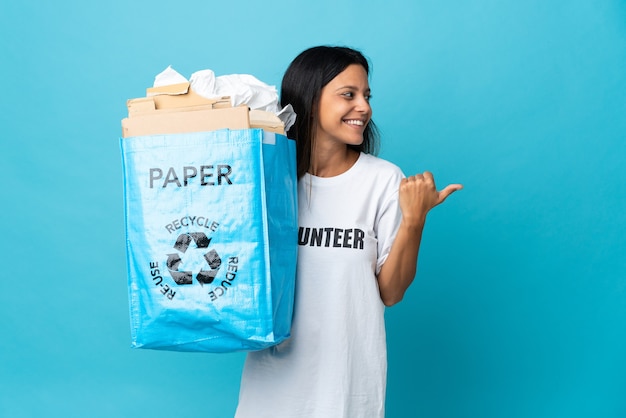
377, 171, 462, 306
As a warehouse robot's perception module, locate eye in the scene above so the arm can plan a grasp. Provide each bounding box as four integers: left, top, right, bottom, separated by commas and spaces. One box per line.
341, 92, 354, 99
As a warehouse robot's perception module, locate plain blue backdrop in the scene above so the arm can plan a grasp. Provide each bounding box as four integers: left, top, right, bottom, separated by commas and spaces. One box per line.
1, 0, 625, 417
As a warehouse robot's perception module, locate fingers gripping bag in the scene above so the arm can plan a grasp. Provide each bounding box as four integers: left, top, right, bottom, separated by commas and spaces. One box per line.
120, 103, 298, 352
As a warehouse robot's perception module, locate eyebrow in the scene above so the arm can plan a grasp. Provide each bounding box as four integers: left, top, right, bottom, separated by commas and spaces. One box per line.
335, 85, 371, 92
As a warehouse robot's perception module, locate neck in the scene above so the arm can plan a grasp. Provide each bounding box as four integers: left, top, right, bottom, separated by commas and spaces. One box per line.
309, 146, 359, 177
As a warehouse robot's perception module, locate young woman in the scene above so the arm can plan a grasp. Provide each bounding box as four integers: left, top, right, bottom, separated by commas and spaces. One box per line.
235, 46, 462, 418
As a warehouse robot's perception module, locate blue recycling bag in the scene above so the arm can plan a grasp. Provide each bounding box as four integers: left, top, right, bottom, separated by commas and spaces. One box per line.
120, 128, 298, 352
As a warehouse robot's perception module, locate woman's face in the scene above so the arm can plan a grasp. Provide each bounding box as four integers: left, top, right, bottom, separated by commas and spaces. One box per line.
315, 64, 372, 149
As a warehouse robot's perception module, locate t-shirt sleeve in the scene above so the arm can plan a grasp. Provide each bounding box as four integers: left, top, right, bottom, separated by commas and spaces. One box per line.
375, 169, 405, 275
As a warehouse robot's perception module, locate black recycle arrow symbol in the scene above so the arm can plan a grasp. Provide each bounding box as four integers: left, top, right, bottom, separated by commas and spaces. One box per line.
166, 232, 222, 285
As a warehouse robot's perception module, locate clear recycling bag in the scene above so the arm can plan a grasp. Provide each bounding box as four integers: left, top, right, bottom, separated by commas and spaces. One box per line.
120, 128, 298, 352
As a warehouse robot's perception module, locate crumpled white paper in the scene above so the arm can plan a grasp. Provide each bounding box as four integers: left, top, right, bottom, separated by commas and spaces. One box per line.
151, 66, 296, 132
153, 66, 188, 88
190, 70, 279, 113
277, 104, 297, 133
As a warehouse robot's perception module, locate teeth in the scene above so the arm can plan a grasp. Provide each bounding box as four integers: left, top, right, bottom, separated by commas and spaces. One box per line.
345, 119, 364, 126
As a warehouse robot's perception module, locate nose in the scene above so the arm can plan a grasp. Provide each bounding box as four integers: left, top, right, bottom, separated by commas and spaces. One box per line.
355, 94, 371, 114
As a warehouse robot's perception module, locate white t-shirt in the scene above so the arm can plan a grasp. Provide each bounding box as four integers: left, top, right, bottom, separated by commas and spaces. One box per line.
235, 153, 404, 418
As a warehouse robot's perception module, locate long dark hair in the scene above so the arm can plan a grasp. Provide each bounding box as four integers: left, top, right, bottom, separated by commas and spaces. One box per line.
281, 46, 380, 178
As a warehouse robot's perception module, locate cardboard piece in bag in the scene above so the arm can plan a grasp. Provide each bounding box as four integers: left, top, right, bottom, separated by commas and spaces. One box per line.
122, 106, 252, 138
122, 83, 285, 138
147, 82, 232, 112
126, 82, 231, 117
249, 110, 285, 134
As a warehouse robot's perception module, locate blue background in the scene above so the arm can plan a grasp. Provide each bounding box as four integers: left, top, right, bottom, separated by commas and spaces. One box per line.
1, 1, 625, 417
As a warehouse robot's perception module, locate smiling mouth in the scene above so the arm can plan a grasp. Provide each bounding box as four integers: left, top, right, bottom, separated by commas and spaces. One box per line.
344, 119, 365, 126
